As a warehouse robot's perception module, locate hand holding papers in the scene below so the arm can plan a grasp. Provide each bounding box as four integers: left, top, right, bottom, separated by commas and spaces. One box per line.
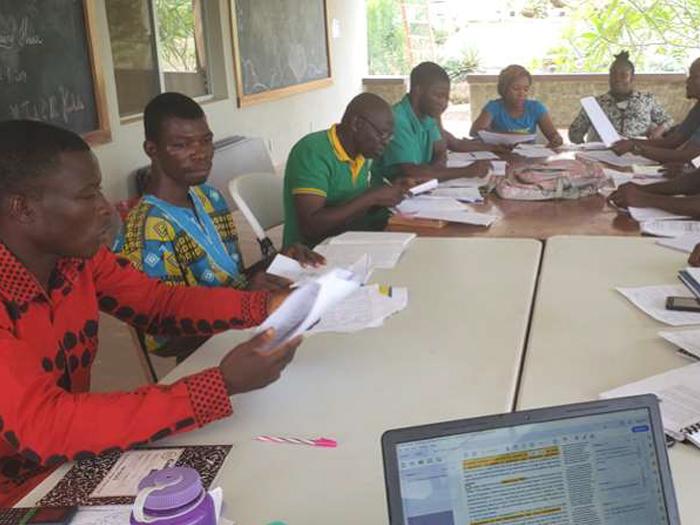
577, 149, 657, 167
408, 178, 438, 196
257, 268, 361, 349
513, 144, 555, 158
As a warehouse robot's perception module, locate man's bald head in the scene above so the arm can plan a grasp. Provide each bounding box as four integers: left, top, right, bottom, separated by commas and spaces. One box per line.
341, 93, 392, 124
339, 93, 394, 160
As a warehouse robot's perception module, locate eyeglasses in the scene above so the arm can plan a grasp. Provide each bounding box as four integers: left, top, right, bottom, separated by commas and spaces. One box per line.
359, 116, 393, 142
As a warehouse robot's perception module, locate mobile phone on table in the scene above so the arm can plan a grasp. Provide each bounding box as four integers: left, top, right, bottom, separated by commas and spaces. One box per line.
665, 296, 700, 312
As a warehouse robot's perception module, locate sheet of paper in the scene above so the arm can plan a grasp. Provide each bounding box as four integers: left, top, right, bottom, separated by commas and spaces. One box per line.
408, 178, 438, 196
266, 253, 372, 284
70, 506, 133, 525
560, 142, 607, 151
628, 207, 690, 222
659, 329, 700, 359
643, 220, 700, 238
90, 449, 184, 498
430, 186, 483, 202
438, 176, 490, 188
311, 285, 408, 334
693, 155, 700, 169
657, 235, 700, 253
315, 243, 404, 270
616, 284, 700, 326
578, 149, 657, 167
468, 150, 500, 160
329, 231, 416, 247
446, 152, 475, 168
581, 96, 622, 147
412, 209, 498, 226
490, 160, 507, 176
632, 165, 665, 177
601, 361, 700, 433
396, 196, 467, 215
514, 145, 555, 158
478, 130, 536, 146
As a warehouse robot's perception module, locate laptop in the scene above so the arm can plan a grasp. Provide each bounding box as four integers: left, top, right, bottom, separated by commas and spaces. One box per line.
382, 395, 680, 525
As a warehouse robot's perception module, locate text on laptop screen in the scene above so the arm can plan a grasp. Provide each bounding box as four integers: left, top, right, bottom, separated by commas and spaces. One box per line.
396, 408, 670, 525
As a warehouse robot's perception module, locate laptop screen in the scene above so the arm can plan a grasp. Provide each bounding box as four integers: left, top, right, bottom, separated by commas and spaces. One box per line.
395, 408, 671, 525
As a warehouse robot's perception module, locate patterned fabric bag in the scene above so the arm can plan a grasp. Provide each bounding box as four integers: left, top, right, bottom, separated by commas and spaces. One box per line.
495, 159, 607, 200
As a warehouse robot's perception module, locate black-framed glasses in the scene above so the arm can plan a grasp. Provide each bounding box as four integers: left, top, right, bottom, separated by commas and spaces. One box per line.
358, 115, 393, 142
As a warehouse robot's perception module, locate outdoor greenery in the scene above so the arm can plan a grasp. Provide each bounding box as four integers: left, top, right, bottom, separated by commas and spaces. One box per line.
155, 0, 200, 72
367, 0, 409, 75
533, 0, 700, 72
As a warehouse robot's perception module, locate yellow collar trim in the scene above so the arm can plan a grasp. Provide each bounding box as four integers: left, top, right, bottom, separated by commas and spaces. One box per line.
328, 125, 366, 184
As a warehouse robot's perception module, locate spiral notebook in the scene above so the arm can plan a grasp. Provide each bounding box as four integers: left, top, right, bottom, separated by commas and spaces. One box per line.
600, 362, 700, 446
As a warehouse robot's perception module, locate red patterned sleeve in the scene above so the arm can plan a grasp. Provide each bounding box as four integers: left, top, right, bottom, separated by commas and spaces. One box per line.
90, 247, 268, 334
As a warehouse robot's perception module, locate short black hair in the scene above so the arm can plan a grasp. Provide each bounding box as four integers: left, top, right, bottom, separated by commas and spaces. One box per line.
611, 51, 635, 74
410, 62, 450, 92
143, 92, 205, 142
0, 120, 89, 196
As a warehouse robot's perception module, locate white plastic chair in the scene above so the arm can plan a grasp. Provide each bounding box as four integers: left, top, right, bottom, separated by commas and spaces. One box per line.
229, 172, 284, 258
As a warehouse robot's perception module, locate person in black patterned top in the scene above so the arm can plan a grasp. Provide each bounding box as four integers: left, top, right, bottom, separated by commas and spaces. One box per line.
568, 51, 673, 144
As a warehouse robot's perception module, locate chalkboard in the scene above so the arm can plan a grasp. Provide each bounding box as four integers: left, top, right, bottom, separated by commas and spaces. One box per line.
231, 0, 332, 107
0, 0, 110, 143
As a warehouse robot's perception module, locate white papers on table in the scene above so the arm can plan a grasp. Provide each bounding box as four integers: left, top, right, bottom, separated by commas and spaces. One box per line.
490, 160, 507, 176
600, 361, 700, 441
90, 449, 184, 498
513, 144, 555, 158
478, 130, 536, 146
310, 284, 408, 334
628, 207, 690, 222
603, 169, 661, 189
314, 244, 400, 271
656, 234, 700, 253
468, 150, 500, 160
560, 142, 607, 151
430, 186, 483, 202
632, 165, 664, 177
409, 208, 499, 226
642, 220, 700, 238
396, 196, 467, 215
659, 329, 700, 359
267, 253, 372, 284
693, 155, 700, 169
581, 96, 622, 147
438, 176, 491, 188
578, 149, 657, 167
408, 178, 438, 196
258, 268, 361, 348
330, 231, 416, 248
70, 506, 133, 525
616, 284, 700, 326
446, 152, 475, 168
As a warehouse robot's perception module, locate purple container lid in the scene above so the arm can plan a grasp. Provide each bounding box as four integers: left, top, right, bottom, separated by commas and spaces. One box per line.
137, 467, 203, 511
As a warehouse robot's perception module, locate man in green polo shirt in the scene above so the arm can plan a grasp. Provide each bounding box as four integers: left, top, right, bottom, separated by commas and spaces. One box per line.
373, 61, 492, 182
283, 93, 409, 248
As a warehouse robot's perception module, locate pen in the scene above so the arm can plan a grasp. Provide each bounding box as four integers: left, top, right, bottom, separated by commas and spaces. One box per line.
382, 177, 393, 186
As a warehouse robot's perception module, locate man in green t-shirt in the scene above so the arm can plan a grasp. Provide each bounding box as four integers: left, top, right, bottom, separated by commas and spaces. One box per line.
283, 93, 409, 247
373, 61, 494, 183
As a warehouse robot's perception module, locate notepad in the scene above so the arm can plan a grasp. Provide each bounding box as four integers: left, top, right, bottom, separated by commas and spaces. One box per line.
580, 96, 622, 147
601, 361, 700, 445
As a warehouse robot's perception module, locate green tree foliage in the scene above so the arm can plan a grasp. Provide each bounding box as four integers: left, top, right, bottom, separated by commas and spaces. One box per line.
535, 0, 700, 72
155, 0, 198, 72
367, 0, 409, 75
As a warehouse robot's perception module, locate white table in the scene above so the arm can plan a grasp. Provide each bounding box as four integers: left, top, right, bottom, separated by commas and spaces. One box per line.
156, 238, 542, 524
517, 235, 700, 522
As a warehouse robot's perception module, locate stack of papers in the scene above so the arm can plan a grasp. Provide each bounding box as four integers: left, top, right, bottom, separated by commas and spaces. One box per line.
628, 207, 690, 222
310, 284, 408, 334
267, 253, 372, 284
446, 153, 474, 168
578, 149, 657, 167
490, 160, 507, 176
430, 186, 483, 203
643, 220, 700, 238
396, 196, 467, 215
477, 130, 536, 146
315, 232, 416, 270
616, 284, 700, 326
657, 234, 700, 253
439, 176, 491, 188
513, 144, 555, 158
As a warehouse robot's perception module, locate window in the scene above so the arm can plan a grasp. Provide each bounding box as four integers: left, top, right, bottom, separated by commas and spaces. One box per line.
106, 0, 211, 118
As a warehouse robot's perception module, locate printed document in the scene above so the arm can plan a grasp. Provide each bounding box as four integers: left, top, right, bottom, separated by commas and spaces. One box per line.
643, 220, 700, 238
477, 130, 536, 146
628, 206, 690, 222
656, 234, 700, 253
577, 149, 657, 167
581, 96, 622, 147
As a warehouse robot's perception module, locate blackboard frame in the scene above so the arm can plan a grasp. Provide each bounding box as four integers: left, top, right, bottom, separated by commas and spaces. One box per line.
81, 0, 111, 145
229, 0, 333, 108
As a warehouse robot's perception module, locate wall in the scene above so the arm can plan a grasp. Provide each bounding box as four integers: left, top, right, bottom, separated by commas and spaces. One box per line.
467, 73, 693, 130
90, 0, 368, 201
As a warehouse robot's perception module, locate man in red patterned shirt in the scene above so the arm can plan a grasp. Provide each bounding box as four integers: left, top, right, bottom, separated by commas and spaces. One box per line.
0, 120, 300, 506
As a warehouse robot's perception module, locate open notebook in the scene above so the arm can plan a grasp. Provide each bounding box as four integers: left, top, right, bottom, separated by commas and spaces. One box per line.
601, 362, 700, 446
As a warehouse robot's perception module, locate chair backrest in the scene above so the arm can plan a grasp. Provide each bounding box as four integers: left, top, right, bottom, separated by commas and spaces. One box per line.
229, 172, 284, 242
